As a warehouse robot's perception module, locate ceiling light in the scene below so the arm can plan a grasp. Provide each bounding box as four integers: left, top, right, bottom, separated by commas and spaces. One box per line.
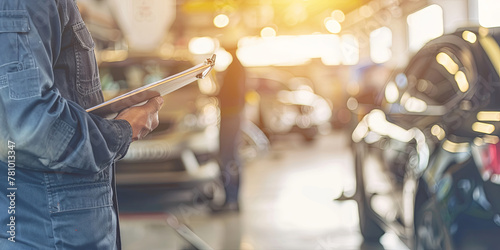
188, 37, 215, 55
261, 27, 276, 37
213, 14, 229, 28
325, 18, 341, 34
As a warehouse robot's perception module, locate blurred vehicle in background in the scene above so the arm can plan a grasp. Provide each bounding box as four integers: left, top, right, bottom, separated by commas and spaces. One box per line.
99, 58, 225, 211
348, 27, 500, 249
245, 72, 332, 141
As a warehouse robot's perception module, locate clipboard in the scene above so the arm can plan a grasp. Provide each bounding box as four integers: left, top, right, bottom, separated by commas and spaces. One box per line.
86, 54, 216, 117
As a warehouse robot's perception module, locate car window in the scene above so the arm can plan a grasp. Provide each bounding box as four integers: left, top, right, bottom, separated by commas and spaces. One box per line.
382, 42, 476, 130
405, 48, 470, 106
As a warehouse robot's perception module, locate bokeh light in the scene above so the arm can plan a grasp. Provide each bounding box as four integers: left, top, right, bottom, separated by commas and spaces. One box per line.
188, 37, 216, 55
213, 14, 229, 28
261, 27, 277, 37
325, 18, 341, 34
331, 10, 345, 22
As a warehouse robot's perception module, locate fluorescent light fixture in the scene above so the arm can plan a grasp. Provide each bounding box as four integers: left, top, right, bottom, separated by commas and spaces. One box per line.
238, 34, 349, 67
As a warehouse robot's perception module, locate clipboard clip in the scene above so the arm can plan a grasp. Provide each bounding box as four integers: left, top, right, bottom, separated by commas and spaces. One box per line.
196, 54, 216, 79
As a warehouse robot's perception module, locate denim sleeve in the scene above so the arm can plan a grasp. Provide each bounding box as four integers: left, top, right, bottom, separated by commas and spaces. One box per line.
0, 1, 132, 174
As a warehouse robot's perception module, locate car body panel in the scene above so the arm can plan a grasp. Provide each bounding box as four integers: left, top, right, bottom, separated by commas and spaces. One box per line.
351, 27, 500, 249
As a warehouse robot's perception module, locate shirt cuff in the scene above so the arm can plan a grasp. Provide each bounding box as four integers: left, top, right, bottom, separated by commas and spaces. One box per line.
110, 119, 133, 160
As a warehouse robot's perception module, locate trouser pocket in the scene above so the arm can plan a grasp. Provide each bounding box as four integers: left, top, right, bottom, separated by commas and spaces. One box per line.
48, 182, 117, 250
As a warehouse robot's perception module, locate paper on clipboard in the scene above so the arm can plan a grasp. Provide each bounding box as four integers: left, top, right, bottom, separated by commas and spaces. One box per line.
86, 54, 216, 117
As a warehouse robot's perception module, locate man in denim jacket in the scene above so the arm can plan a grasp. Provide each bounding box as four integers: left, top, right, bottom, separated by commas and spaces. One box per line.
0, 1, 163, 249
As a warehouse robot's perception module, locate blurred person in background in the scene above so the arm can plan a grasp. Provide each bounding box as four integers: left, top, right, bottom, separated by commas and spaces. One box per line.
351, 64, 390, 122
215, 46, 247, 212
0, 1, 163, 249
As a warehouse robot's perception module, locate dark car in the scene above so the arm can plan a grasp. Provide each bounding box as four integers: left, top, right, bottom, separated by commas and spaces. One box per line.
349, 27, 500, 249
98, 58, 224, 211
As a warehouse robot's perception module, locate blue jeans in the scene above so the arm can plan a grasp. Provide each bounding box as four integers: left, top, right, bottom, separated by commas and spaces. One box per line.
219, 114, 243, 203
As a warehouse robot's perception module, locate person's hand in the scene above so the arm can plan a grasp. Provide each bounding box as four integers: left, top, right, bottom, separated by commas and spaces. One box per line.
115, 96, 164, 141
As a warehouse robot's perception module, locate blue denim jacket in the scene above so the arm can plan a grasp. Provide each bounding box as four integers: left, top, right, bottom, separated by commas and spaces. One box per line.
0, 1, 132, 249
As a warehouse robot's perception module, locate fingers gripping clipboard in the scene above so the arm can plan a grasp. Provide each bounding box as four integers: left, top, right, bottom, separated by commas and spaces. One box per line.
86, 54, 216, 117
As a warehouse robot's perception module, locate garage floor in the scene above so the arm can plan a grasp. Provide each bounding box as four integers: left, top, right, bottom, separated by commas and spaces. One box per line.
119, 130, 408, 250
